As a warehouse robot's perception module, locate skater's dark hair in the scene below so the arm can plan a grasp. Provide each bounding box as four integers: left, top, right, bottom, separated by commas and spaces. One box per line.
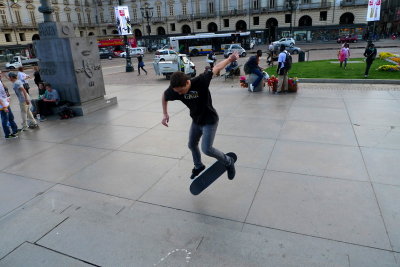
256, 50, 262, 57
170, 71, 189, 88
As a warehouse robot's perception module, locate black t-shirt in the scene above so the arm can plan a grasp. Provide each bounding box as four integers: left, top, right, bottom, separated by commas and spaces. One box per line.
164, 71, 218, 125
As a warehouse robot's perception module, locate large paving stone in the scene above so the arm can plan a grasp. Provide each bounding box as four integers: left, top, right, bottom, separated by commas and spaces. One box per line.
267, 140, 369, 181
20, 121, 97, 143
119, 128, 190, 159
37, 212, 203, 267
287, 106, 350, 124
246, 171, 392, 250
346, 105, 400, 126
292, 97, 346, 109
279, 120, 358, 146
0, 242, 91, 267
64, 124, 147, 150
63, 151, 177, 200
0, 207, 66, 259
21, 184, 133, 217
362, 147, 400, 186
374, 183, 400, 252
110, 110, 162, 128
4, 144, 109, 183
354, 124, 400, 150
243, 224, 398, 267
218, 116, 284, 139
0, 172, 53, 218
140, 160, 263, 221
0, 139, 54, 171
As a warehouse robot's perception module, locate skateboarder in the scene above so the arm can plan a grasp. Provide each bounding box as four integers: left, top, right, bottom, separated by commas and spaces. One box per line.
161, 52, 239, 180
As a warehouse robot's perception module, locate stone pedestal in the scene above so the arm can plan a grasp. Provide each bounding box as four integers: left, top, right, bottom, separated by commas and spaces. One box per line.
34, 22, 117, 116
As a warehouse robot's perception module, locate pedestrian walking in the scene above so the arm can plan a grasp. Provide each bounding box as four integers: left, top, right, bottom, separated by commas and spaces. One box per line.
17, 66, 31, 95
161, 52, 239, 180
363, 42, 377, 78
267, 42, 275, 66
277, 44, 289, 94
7, 72, 38, 130
338, 43, 350, 69
0, 71, 19, 139
137, 54, 147, 75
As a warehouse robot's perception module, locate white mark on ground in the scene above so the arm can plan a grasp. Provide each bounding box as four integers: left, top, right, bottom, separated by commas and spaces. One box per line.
154, 248, 192, 266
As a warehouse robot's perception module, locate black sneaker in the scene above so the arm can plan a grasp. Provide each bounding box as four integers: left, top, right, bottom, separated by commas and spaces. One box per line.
190, 165, 206, 179
5, 134, 18, 139
226, 159, 236, 180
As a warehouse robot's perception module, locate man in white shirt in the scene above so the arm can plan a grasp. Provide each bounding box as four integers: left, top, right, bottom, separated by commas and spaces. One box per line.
277, 44, 288, 94
0, 71, 19, 138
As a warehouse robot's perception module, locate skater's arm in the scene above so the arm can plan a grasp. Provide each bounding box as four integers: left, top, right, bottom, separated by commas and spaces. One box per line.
161, 93, 169, 127
212, 52, 239, 76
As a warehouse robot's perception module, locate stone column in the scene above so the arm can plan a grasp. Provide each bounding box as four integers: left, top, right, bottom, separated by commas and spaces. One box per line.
34, 1, 117, 116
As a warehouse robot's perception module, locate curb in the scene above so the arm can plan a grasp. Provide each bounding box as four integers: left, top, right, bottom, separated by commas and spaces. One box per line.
299, 78, 400, 85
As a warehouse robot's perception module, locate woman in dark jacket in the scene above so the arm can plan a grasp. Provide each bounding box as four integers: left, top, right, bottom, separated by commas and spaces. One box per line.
33, 66, 42, 89
363, 42, 377, 78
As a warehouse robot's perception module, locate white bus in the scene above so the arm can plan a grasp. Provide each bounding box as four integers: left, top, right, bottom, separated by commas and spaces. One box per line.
169, 32, 251, 56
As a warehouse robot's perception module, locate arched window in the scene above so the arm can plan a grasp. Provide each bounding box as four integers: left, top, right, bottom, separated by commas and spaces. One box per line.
236, 20, 247, 31
339, 12, 354, 24
298, 15, 312, 26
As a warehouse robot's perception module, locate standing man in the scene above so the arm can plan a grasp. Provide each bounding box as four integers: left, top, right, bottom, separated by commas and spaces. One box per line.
277, 44, 289, 94
267, 42, 275, 66
363, 42, 377, 78
161, 52, 239, 180
7, 72, 38, 130
0, 71, 19, 139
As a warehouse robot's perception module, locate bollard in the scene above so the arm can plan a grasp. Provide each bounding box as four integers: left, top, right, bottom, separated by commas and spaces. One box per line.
298, 51, 305, 62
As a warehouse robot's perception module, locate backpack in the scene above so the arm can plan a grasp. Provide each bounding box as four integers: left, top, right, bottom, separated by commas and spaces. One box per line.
284, 52, 292, 71
244, 62, 251, 74
58, 106, 74, 120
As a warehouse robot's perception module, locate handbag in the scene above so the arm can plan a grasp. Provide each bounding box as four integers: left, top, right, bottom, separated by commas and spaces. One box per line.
23, 83, 30, 90
139, 61, 144, 67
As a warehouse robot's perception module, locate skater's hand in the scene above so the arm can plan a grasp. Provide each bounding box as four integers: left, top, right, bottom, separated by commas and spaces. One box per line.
25, 100, 30, 105
229, 52, 239, 62
162, 113, 169, 127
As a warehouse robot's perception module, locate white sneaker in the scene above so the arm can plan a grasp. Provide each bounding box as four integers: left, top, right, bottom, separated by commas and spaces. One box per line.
249, 84, 254, 92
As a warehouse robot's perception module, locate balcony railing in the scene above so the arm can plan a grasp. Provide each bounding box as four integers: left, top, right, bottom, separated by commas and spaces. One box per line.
152, 16, 167, 24
0, 23, 37, 29
340, 0, 368, 6
299, 2, 332, 9
220, 9, 248, 17
192, 12, 217, 19
176, 14, 192, 22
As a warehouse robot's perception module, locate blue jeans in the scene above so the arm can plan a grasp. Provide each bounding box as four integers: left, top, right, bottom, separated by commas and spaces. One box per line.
1, 106, 18, 137
251, 69, 264, 88
188, 121, 233, 169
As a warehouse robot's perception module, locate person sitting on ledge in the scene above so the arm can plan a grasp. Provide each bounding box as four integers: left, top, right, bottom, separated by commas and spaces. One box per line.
36, 83, 60, 118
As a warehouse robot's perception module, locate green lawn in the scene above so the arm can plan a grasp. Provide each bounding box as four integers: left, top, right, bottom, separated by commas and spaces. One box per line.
265, 58, 400, 79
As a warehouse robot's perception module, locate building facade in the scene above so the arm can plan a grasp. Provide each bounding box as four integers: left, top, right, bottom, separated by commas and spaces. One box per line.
0, 0, 379, 60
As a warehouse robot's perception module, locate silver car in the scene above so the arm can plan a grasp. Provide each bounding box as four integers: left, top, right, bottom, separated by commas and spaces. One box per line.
223, 44, 247, 58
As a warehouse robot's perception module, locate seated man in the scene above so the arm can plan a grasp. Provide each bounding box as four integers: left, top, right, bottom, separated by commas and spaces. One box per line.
247, 51, 264, 92
225, 60, 238, 77
37, 83, 60, 118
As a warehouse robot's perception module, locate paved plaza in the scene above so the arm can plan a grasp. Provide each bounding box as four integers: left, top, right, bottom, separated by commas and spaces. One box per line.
1, 52, 400, 266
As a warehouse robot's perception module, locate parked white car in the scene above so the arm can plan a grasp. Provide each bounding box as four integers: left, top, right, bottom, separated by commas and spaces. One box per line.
120, 47, 145, 58
154, 49, 179, 61
153, 54, 196, 80
273, 38, 296, 47
223, 44, 246, 58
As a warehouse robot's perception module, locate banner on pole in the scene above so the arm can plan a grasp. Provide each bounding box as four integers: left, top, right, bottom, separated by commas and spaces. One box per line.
367, 0, 381, 21
114, 6, 132, 35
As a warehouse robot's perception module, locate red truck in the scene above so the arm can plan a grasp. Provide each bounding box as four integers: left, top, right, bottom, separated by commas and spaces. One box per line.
337, 35, 358, 43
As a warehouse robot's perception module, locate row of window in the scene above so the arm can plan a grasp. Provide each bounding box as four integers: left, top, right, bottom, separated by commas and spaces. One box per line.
3, 33, 26, 42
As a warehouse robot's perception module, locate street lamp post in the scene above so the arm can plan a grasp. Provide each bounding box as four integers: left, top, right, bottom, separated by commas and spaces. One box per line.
140, 3, 153, 50
118, 0, 133, 72
289, 0, 295, 37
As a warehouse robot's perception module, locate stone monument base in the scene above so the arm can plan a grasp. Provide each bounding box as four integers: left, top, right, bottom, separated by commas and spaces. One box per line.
70, 95, 118, 116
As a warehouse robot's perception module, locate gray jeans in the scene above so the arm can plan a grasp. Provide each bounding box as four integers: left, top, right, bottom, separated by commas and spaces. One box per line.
188, 121, 232, 169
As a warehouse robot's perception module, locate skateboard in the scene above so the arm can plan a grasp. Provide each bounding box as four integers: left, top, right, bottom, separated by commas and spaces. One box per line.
190, 152, 237, 195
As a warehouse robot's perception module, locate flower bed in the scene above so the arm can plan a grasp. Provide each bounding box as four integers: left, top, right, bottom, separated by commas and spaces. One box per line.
377, 65, 400, 72
390, 57, 400, 64
379, 52, 396, 59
